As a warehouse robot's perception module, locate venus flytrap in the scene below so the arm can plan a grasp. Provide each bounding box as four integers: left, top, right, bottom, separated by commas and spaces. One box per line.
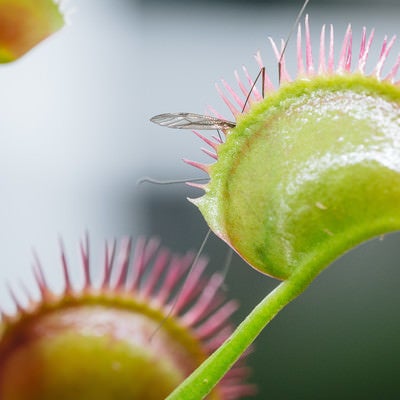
0, 0, 64, 63
0, 238, 254, 399
151, 18, 400, 399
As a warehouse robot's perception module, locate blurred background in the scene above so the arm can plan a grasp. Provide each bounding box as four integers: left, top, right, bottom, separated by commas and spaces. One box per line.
1, 0, 400, 398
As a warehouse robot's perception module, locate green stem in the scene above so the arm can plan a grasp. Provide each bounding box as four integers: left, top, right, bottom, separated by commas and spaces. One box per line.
167, 259, 322, 400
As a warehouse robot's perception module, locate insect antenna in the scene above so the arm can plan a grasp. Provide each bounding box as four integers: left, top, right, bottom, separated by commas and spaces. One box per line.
220, 247, 234, 291
278, 0, 311, 83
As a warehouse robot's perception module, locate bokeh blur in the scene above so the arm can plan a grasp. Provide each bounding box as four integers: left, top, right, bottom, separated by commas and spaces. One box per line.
1, 0, 400, 398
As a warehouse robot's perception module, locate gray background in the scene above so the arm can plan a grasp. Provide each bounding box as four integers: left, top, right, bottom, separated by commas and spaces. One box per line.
1, 0, 400, 398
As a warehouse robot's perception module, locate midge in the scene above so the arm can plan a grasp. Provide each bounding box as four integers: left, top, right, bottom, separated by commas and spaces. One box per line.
150, 0, 310, 132
150, 64, 266, 132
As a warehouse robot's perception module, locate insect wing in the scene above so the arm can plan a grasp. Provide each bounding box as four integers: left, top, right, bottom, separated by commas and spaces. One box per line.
150, 112, 235, 130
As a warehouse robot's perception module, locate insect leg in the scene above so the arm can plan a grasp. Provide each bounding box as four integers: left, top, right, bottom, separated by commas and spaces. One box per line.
150, 229, 212, 340
242, 66, 266, 112
137, 177, 208, 186
279, 0, 311, 84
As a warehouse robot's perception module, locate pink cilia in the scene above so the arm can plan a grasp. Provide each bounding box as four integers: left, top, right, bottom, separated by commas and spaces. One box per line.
184, 16, 400, 177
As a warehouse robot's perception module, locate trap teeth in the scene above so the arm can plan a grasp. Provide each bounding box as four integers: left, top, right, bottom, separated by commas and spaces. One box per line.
0, 237, 254, 399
